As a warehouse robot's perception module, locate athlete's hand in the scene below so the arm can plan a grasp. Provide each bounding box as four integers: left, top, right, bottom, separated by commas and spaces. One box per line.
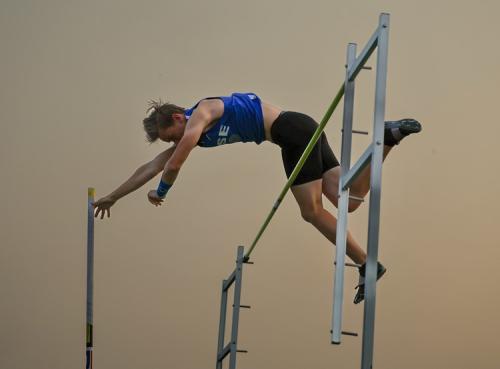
93, 195, 116, 219
147, 190, 164, 206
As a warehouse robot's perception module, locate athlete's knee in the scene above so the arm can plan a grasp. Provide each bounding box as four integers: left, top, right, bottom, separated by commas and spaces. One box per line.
300, 205, 323, 223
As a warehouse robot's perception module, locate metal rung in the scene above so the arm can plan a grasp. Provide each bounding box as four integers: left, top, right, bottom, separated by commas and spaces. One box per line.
242, 256, 254, 264
345, 65, 372, 70
331, 329, 359, 337
353, 129, 369, 135
334, 261, 362, 268
237, 350, 248, 353
342, 330, 359, 337
341, 129, 369, 135
233, 304, 251, 309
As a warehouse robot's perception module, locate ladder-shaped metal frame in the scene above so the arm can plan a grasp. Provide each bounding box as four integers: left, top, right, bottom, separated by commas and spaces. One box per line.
331, 13, 390, 369
213, 13, 391, 369
216, 246, 250, 369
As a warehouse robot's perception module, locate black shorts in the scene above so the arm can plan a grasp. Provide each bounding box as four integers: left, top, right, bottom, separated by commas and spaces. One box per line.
270, 111, 340, 186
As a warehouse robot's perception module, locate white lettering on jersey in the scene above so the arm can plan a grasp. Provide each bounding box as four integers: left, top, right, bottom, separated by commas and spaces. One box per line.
217, 138, 227, 145
219, 125, 230, 137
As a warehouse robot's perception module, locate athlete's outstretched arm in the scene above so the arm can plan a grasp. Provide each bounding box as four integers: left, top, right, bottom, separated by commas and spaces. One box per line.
160, 117, 205, 185
93, 147, 175, 218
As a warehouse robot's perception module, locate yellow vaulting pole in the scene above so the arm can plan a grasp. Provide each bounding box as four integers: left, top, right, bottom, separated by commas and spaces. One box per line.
244, 84, 345, 262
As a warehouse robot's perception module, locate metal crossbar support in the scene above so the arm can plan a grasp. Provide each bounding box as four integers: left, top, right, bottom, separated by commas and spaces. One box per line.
216, 246, 248, 369
86, 188, 95, 369
334, 261, 362, 268
331, 13, 390, 369
342, 129, 369, 135
347, 24, 380, 82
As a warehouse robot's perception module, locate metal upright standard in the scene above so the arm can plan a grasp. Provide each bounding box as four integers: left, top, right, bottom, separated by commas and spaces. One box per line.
331, 13, 390, 369
215, 13, 392, 369
216, 246, 250, 369
86, 188, 95, 369
331, 41, 358, 344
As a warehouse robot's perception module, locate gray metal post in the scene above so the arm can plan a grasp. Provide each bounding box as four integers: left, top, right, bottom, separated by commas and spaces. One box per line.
228, 246, 245, 369
86, 188, 95, 369
216, 279, 228, 369
331, 42, 357, 344
361, 13, 390, 369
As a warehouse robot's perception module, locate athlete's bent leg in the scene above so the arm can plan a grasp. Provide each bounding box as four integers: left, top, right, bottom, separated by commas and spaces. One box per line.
348, 145, 392, 199
290, 179, 366, 265
322, 146, 392, 213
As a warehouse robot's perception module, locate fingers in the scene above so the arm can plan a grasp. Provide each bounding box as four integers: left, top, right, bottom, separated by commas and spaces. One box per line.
92, 196, 114, 219
93, 206, 111, 219
149, 198, 163, 206
147, 192, 164, 206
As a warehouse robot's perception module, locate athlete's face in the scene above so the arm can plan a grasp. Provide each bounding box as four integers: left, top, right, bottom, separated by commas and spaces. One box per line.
158, 113, 186, 144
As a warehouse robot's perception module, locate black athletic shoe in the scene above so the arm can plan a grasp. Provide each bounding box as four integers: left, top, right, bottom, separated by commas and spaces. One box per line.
353, 261, 387, 305
384, 118, 422, 146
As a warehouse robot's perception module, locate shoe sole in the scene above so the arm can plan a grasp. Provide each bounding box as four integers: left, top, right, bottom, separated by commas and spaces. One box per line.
399, 119, 421, 134
385, 119, 422, 135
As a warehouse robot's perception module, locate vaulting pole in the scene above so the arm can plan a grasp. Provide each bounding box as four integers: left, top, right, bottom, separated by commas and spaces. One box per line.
244, 85, 345, 262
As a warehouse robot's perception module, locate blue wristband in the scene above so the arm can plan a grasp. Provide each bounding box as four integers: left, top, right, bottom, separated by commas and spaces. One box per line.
156, 180, 172, 198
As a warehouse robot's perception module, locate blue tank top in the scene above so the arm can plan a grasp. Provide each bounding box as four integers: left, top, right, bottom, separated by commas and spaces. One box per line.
184, 92, 265, 147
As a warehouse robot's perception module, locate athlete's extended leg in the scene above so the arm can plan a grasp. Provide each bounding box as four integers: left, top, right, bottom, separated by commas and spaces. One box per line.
290, 179, 367, 265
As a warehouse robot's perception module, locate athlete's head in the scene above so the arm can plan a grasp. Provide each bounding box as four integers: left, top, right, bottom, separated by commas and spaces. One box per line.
143, 100, 186, 143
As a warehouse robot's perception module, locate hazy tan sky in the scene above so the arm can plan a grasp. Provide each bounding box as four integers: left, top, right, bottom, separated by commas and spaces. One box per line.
1, 1, 499, 368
